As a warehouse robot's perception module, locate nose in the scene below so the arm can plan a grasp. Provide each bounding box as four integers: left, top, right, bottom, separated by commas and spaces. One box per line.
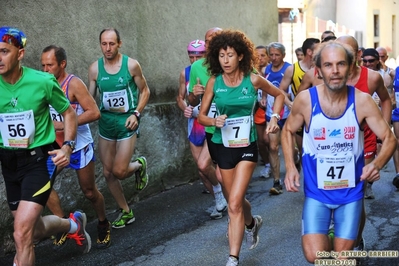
42, 66, 49, 72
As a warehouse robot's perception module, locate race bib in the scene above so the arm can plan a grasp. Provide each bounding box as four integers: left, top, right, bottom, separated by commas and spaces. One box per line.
49, 105, 64, 122
207, 103, 217, 118
102, 89, 129, 112
221, 115, 251, 148
316, 154, 356, 190
395, 92, 399, 105
257, 89, 263, 102
192, 104, 200, 118
0, 110, 35, 148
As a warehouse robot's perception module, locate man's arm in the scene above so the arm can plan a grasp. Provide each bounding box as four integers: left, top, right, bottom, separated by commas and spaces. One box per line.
298, 68, 316, 93
187, 60, 205, 106
279, 65, 294, 109
369, 70, 392, 122
177, 69, 188, 111
49, 106, 77, 167
356, 91, 396, 180
282, 90, 310, 192
197, 77, 216, 127
69, 77, 100, 126
128, 58, 150, 114
88, 62, 98, 98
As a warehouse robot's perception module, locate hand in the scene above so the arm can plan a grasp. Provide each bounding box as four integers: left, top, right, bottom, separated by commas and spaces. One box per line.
215, 114, 227, 128
48, 148, 71, 168
125, 115, 139, 130
193, 78, 205, 97
360, 163, 381, 182
184, 106, 193, 118
265, 118, 279, 134
284, 168, 300, 192
259, 98, 266, 108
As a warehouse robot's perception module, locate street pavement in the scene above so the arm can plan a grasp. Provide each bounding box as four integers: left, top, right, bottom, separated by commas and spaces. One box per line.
1, 157, 399, 266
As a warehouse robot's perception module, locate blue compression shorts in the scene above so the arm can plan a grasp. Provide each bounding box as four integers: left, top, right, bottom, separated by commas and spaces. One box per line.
302, 197, 362, 240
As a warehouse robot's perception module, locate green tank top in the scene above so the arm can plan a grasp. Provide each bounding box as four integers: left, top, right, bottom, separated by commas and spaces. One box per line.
97, 54, 138, 114
211, 74, 257, 144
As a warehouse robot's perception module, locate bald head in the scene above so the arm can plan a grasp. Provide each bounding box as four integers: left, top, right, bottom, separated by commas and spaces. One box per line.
336, 35, 359, 54
205, 27, 223, 44
376, 47, 388, 62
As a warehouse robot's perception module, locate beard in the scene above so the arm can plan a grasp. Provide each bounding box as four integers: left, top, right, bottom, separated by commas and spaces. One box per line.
323, 70, 349, 92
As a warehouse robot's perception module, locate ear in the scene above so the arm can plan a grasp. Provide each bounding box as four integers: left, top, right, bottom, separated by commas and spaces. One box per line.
118, 41, 122, 48
316, 68, 322, 79
238, 54, 244, 61
17, 49, 25, 61
60, 60, 67, 69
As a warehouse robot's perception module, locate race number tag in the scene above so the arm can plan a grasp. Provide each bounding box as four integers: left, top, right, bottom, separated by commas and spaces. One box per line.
395, 92, 399, 105
0, 110, 35, 148
207, 103, 217, 118
221, 115, 251, 148
316, 154, 356, 190
102, 89, 129, 112
192, 104, 200, 118
49, 105, 64, 122
257, 89, 263, 102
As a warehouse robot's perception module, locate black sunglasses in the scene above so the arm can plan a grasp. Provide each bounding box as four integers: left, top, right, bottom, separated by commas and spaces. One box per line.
362, 58, 376, 64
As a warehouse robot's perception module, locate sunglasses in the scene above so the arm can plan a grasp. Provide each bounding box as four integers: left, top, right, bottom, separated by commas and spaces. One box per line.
362, 58, 376, 64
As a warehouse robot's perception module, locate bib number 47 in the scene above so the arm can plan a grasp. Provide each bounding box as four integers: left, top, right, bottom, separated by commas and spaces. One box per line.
326, 166, 344, 179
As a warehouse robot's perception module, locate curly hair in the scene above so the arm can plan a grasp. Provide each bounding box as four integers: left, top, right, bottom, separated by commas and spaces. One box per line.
205, 29, 258, 76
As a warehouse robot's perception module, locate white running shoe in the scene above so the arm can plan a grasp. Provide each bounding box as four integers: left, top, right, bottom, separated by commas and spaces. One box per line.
210, 206, 222, 220
245, 215, 263, 250
226, 256, 239, 265
260, 165, 271, 178
215, 191, 227, 212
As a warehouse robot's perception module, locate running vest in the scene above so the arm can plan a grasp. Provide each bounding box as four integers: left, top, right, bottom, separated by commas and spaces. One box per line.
291, 61, 306, 97
211, 74, 257, 145
184, 65, 205, 146
393, 67, 399, 113
354, 66, 368, 94
302, 86, 364, 205
265, 62, 291, 119
49, 74, 93, 151
96, 55, 138, 114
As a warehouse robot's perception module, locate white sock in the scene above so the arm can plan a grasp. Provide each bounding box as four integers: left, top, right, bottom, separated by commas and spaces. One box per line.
68, 218, 78, 233
213, 183, 222, 194
265, 163, 270, 168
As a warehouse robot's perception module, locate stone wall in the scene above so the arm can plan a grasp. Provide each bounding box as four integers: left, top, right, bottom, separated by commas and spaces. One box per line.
0, 0, 278, 253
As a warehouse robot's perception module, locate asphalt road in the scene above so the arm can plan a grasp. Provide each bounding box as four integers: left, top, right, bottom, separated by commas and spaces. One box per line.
1, 157, 399, 266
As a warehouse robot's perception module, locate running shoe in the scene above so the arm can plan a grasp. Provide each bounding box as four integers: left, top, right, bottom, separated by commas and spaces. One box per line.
135, 156, 148, 191
215, 191, 227, 212
226, 256, 239, 266
269, 179, 283, 195
210, 206, 223, 220
392, 174, 399, 189
245, 215, 263, 250
353, 237, 365, 251
96, 221, 111, 249
52, 231, 68, 250
112, 209, 135, 229
364, 183, 375, 199
67, 211, 91, 254
260, 165, 271, 178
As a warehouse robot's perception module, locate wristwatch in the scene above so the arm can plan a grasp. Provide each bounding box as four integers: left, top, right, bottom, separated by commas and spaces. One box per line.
62, 140, 76, 151
133, 110, 141, 121
271, 113, 281, 121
